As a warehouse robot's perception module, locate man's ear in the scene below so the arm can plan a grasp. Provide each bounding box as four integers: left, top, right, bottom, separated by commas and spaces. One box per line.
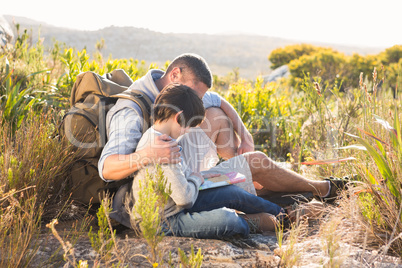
169, 67, 183, 83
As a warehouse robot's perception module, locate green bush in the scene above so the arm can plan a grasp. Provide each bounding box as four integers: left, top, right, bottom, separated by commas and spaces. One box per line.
267, 44, 402, 90
131, 165, 172, 266
288, 49, 348, 88
88, 198, 116, 260
224, 77, 300, 160
379, 45, 402, 65
268, 43, 325, 70
345, 53, 379, 88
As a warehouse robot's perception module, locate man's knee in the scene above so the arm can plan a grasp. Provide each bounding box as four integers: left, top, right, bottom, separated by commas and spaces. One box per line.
201, 108, 230, 131
200, 107, 234, 141
205, 107, 226, 118
244, 151, 276, 170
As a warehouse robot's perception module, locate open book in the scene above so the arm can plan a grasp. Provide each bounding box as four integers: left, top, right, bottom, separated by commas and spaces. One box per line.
199, 172, 246, 190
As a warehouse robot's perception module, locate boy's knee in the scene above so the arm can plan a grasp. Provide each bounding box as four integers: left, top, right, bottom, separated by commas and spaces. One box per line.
219, 185, 247, 198
218, 208, 249, 235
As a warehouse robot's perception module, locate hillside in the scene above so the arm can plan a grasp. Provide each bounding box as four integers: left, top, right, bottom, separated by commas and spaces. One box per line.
4, 15, 384, 78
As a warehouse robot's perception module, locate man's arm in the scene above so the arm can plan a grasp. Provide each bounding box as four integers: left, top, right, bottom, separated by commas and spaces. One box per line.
99, 106, 180, 181
102, 134, 181, 181
219, 97, 254, 154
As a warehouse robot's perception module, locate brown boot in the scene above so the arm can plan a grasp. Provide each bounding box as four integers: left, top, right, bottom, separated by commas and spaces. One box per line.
239, 212, 278, 233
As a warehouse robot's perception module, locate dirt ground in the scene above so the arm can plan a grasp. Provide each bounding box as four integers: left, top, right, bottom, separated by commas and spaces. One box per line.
30, 220, 402, 268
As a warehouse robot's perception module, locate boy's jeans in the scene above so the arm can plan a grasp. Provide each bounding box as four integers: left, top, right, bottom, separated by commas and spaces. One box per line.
163, 185, 284, 239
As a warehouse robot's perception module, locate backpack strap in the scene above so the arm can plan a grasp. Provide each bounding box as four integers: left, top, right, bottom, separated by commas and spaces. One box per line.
111, 90, 153, 134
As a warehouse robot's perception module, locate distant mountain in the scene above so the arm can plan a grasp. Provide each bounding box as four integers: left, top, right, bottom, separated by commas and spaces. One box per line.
4, 15, 384, 78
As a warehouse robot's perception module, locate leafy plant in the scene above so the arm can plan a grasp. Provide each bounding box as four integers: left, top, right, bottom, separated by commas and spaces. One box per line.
130, 165, 172, 266
0, 58, 44, 133
177, 245, 203, 268
88, 198, 116, 260
343, 109, 402, 255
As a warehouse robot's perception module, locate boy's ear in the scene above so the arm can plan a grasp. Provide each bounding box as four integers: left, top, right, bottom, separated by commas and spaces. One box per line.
169, 67, 183, 83
174, 110, 184, 124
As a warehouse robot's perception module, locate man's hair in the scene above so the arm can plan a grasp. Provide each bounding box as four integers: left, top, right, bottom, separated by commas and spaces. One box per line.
153, 83, 205, 128
166, 53, 213, 88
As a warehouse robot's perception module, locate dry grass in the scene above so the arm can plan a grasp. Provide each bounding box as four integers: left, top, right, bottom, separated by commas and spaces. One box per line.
0, 110, 77, 266
0, 189, 42, 267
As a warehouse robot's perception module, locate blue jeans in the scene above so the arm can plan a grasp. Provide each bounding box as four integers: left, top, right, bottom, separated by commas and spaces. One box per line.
163, 185, 284, 239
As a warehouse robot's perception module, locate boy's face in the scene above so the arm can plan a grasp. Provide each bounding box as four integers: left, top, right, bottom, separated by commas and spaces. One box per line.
171, 120, 191, 140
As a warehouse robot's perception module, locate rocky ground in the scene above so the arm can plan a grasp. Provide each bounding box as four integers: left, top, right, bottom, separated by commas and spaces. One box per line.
31, 222, 402, 268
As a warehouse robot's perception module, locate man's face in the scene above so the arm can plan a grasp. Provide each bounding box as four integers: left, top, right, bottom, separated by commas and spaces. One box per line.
180, 75, 209, 98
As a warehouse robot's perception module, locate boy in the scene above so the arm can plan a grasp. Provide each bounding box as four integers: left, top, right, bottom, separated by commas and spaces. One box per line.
131, 83, 286, 239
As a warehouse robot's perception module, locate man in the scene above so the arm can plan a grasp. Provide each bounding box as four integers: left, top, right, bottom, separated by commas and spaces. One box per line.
99, 53, 340, 225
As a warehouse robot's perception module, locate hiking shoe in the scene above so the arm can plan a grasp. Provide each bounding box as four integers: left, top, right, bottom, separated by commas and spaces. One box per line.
239, 212, 278, 234
286, 200, 325, 222
317, 174, 359, 203
257, 188, 314, 206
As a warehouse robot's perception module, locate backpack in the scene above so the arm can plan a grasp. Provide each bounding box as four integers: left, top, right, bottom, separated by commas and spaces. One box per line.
62, 69, 152, 204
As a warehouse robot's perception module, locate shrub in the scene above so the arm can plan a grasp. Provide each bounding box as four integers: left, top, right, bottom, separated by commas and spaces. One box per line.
130, 165, 172, 266
378, 45, 402, 65
224, 77, 298, 160
0, 111, 75, 217
345, 53, 379, 89
88, 198, 116, 261
58, 48, 152, 108
289, 49, 348, 88
268, 43, 324, 70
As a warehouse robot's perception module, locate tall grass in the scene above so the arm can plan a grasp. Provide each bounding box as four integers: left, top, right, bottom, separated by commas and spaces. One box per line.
0, 189, 42, 267
342, 106, 402, 256
0, 110, 75, 266
0, 111, 74, 209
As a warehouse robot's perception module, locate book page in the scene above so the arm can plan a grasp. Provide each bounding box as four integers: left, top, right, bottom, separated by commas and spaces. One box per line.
199, 172, 246, 190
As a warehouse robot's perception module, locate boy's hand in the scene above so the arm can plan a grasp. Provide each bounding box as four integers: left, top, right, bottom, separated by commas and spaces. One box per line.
203, 173, 221, 179
144, 134, 181, 164
191, 172, 205, 184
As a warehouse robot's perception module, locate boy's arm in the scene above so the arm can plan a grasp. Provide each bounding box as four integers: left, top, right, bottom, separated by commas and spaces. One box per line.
219, 97, 254, 154
163, 164, 203, 208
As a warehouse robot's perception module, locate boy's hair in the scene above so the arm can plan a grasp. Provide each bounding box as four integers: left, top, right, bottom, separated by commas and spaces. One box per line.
153, 83, 205, 127
166, 53, 213, 89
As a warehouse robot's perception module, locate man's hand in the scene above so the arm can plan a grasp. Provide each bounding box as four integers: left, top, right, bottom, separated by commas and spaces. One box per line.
142, 134, 181, 164
237, 131, 254, 155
